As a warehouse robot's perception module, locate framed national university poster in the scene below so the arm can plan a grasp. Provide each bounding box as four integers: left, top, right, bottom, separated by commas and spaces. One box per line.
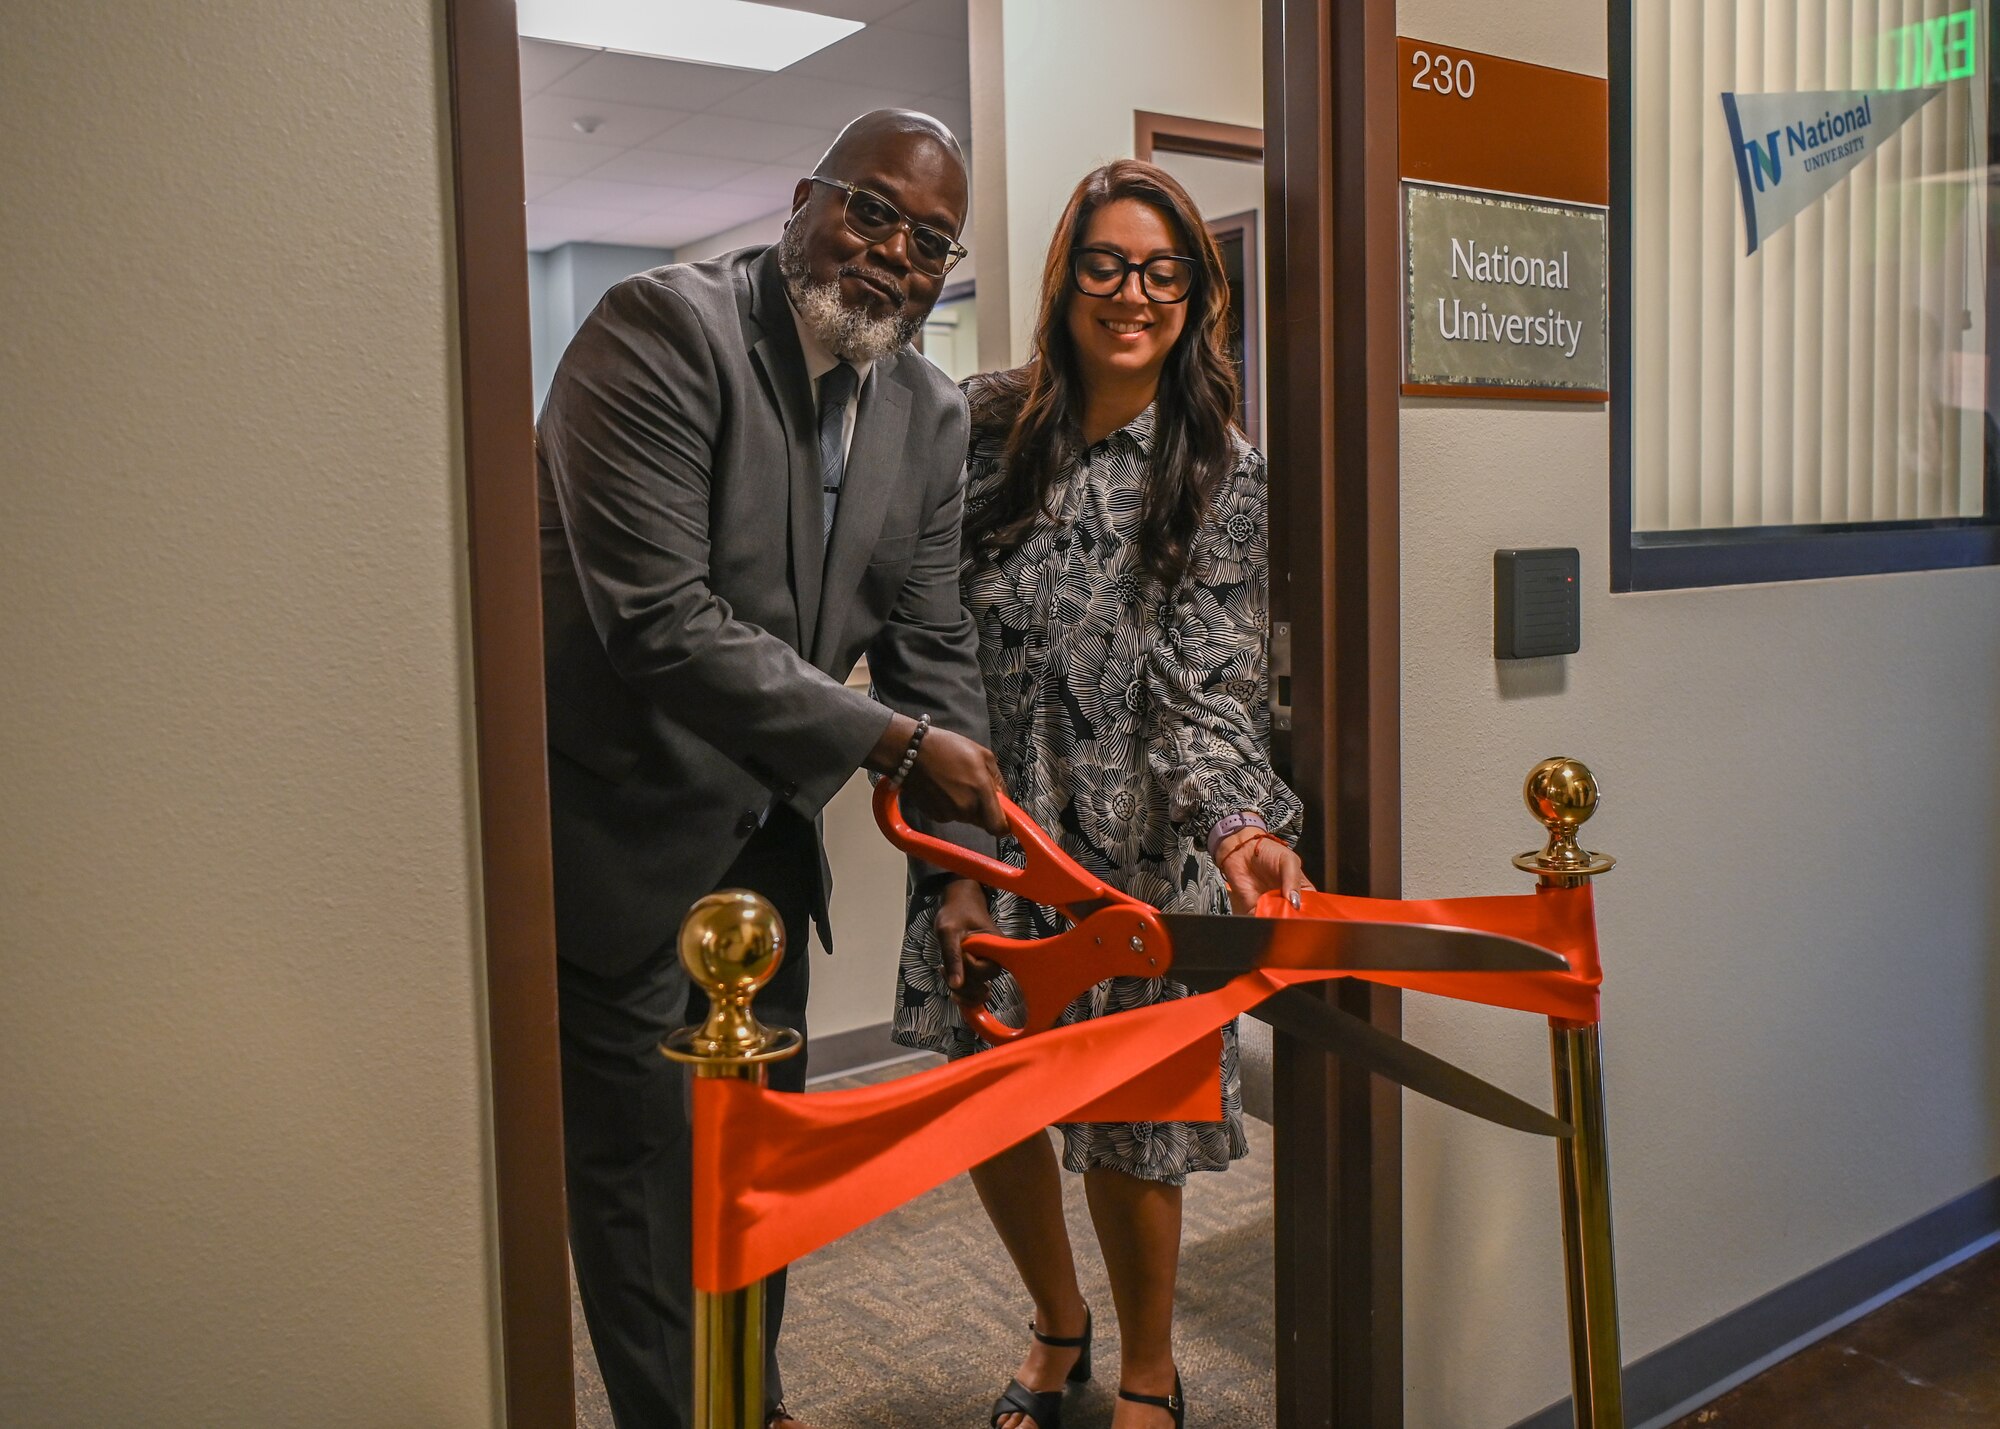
1614, 1, 2000, 587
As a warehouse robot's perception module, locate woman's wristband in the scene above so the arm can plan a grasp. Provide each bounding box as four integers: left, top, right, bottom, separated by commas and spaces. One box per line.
1207, 810, 1267, 861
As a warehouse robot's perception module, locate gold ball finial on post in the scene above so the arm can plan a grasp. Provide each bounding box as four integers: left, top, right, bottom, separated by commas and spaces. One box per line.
660, 890, 799, 1429
662, 889, 802, 1067
1513, 756, 1616, 881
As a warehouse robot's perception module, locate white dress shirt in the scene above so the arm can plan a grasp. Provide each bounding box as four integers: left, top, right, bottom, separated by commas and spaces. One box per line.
787, 298, 873, 461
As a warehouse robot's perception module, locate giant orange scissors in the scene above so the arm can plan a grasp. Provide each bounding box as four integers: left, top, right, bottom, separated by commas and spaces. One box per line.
874, 782, 1576, 1138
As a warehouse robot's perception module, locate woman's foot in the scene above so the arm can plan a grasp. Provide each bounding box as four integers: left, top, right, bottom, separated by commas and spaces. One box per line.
991, 1303, 1091, 1429
1110, 1362, 1182, 1428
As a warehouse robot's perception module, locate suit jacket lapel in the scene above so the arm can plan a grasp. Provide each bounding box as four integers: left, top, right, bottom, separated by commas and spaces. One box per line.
744, 249, 821, 655
813, 361, 911, 668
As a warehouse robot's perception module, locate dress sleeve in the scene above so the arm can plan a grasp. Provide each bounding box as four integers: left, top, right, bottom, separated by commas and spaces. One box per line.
1142, 445, 1304, 849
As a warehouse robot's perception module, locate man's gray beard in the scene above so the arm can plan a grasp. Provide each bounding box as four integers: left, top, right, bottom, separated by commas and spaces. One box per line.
777, 221, 923, 364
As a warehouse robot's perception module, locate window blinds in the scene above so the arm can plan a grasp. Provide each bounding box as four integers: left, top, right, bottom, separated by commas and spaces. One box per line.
1631, 1, 1988, 531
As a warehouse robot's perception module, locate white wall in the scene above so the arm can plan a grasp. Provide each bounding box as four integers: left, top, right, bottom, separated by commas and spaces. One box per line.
972, 0, 1263, 365
1396, 5, 2000, 1426
0, 3, 502, 1425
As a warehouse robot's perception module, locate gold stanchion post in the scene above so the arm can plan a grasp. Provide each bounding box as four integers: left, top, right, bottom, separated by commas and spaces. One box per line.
1514, 757, 1625, 1429
661, 890, 802, 1429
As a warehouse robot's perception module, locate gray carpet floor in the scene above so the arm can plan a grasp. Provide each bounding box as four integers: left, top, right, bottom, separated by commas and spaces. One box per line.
574, 1055, 1277, 1427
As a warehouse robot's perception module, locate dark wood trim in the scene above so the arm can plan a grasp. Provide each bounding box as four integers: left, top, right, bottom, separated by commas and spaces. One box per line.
1134, 109, 1267, 165
1608, 0, 1999, 594
1207, 207, 1264, 446
443, 3, 575, 1425
1265, 0, 1403, 1423
1607, 0, 1637, 597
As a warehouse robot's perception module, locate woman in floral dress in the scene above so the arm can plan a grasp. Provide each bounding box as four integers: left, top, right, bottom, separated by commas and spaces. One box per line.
892, 160, 1306, 1429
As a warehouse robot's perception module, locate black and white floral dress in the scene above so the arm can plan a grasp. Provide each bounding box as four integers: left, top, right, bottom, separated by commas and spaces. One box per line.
892, 403, 1302, 1185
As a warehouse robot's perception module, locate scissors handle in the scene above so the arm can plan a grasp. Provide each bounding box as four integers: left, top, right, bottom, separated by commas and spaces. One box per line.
870, 781, 1139, 913
960, 902, 1173, 1042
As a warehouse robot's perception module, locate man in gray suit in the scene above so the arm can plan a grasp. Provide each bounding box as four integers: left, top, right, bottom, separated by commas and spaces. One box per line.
537, 110, 1005, 1429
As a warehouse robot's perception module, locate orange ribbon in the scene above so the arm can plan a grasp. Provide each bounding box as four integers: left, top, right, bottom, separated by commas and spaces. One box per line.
1266, 882, 1603, 1025
692, 883, 1598, 1293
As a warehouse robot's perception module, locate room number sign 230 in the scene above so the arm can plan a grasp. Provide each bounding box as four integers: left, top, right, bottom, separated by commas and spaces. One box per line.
1410, 48, 1476, 98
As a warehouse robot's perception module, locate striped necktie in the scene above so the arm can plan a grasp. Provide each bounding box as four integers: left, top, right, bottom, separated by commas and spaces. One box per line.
816, 361, 858, 541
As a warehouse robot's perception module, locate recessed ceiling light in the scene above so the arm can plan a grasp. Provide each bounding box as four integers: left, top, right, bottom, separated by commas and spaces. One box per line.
518, 0, 863, 73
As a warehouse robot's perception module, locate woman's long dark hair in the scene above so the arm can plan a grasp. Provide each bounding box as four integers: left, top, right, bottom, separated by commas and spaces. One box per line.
964, 159, 1240, 591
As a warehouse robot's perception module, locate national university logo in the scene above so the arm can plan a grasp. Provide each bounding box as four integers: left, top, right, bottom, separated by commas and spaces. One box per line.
1720, 86, 1940, 255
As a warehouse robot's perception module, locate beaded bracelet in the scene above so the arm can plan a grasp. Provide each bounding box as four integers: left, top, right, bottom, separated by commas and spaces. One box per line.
888, 712, 932, 787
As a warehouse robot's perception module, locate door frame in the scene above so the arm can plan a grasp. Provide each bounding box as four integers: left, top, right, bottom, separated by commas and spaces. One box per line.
444, 2, 1402, 1424
1263, 1, 1405, 1424
443, 2, 575, 1425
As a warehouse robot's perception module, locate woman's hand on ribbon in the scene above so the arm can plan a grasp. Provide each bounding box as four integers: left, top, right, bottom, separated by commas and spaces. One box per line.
1214, 827, 1313, 915
936, 876, 1003, 1005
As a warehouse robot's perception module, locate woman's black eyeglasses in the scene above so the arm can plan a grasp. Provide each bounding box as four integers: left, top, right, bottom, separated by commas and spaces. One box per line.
808, 176, 967, 277
1070, 246, 1198, 304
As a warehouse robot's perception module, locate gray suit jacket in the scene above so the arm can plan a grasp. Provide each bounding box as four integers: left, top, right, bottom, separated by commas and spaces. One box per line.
537, 246, 992, 977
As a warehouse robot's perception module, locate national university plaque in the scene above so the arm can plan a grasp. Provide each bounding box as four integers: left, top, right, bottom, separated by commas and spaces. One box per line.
1402, 183, 1609, 398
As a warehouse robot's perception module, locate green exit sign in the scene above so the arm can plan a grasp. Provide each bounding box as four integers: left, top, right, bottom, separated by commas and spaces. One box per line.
1878, 8, 1978, 89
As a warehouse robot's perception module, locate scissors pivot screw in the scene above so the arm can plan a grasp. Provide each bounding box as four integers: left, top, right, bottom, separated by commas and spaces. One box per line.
1129, 935, 1146, 952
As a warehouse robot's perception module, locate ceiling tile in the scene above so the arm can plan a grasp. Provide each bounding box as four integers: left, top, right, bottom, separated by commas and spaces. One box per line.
598, 214, 728, 249
717, 163, 812, 202
523, 136, 618, 178
780, 135, 840, 167
519, 39, 595, 95
646, 111, 837, 164
544, 50, 762, 111
772, 0, 913, 21
586, 148, 759, 190
880, 0, 969, 39
672, 191, 794, 229
522, 92, 685, 147
786, 23, 965, 89
540, 177, 707, 215
524, 172, 568, 201
708, 73, 912, 130
526, 205, 631, 251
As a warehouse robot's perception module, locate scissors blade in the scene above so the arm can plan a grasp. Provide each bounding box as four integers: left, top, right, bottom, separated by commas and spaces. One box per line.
1157, 913, 1567, 978
1248, 987, 1573, 1139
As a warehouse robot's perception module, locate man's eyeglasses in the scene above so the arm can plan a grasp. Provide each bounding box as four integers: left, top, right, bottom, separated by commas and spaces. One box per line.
1070, 246, 1198, 304
808, 176, 967, 278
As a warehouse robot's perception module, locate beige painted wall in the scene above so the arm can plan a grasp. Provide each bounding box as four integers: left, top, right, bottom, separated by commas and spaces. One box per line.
0, 3, 502, 1425
1397, 4, 2000, 1425
971, 0, 1263, 365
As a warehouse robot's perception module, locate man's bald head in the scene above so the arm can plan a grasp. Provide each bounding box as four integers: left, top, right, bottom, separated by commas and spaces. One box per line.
814, 109, 966, 190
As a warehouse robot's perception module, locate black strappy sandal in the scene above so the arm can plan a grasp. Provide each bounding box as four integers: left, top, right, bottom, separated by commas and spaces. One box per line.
1116, 1370, 1185, 1427
987, 1311, 1093, 1428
